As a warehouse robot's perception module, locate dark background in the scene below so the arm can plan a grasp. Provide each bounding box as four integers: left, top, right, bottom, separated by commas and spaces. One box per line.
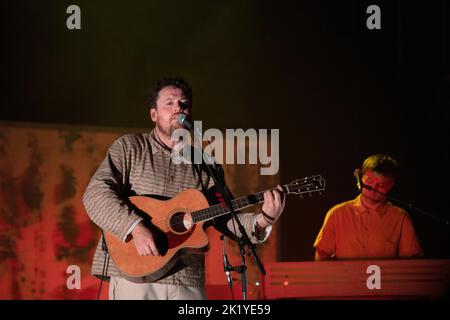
1, 0, 449, 260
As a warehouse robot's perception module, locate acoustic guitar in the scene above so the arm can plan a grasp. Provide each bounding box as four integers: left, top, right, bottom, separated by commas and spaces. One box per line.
104, 175, 325, 280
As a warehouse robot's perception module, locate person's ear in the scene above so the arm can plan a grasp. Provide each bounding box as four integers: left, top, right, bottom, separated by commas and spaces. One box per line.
149, 107, 157, 122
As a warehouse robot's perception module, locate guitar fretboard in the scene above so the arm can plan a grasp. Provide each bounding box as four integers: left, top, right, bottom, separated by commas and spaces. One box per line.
191, 191, 267, 223
190, 176, 325, 223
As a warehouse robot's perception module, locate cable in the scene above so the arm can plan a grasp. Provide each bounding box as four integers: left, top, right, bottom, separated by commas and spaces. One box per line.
97, 233, 110, 300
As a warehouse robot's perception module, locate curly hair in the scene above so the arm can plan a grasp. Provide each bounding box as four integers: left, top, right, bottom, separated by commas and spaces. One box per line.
362, 154, 398, 178
148, 77, 193, 109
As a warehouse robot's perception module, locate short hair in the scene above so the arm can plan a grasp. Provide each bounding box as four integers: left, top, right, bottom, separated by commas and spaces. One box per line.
148, 77, 192, 109
362, 154, 399, 178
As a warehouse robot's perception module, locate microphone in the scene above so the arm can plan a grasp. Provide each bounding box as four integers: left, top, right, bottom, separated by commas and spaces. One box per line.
178, 114, 216, 166
354, 169, 362, 192
178, 113, 193, 130
224, 256, 233, 289
221, 236, 233, 289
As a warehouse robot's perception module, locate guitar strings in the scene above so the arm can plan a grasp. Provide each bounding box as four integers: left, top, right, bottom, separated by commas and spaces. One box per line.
144, 195, 262, 228
140, 181, 321, 228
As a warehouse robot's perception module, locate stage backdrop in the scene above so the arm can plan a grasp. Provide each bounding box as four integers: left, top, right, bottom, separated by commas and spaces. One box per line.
0, 121, 278, 299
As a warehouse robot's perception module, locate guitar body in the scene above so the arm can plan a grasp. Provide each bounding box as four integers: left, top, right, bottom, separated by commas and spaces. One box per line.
102, 175, 326, 280
104, 189, 210, 280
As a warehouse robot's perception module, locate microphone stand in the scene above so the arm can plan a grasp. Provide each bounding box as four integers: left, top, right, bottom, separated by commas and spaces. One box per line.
201, 148, 266, 300
361, 184, 449, 226
181, 117, 266, 299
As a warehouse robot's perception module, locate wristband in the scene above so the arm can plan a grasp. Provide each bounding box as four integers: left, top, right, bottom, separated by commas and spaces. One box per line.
261, 209, 275, 224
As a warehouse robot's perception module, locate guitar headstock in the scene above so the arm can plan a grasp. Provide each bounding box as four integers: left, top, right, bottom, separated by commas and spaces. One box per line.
284, 175, 326, 196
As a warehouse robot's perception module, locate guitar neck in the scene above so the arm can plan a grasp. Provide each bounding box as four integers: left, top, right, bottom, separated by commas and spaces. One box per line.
190, 175, 325, 223
191, 187, 283, 223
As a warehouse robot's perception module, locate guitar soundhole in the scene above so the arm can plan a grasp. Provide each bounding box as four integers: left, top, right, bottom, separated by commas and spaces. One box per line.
170, 212, 189, 233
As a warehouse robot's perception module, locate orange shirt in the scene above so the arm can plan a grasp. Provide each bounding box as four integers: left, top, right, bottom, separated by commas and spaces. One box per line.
314, 195, 423, 259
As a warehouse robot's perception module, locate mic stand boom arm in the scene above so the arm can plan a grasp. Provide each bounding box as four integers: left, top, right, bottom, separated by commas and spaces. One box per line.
385, 193, 449, 226
362, 184, 449, 226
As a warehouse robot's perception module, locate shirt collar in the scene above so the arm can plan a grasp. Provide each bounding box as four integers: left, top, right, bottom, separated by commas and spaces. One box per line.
353, 194, 388, 216
149, 128, 173, 154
